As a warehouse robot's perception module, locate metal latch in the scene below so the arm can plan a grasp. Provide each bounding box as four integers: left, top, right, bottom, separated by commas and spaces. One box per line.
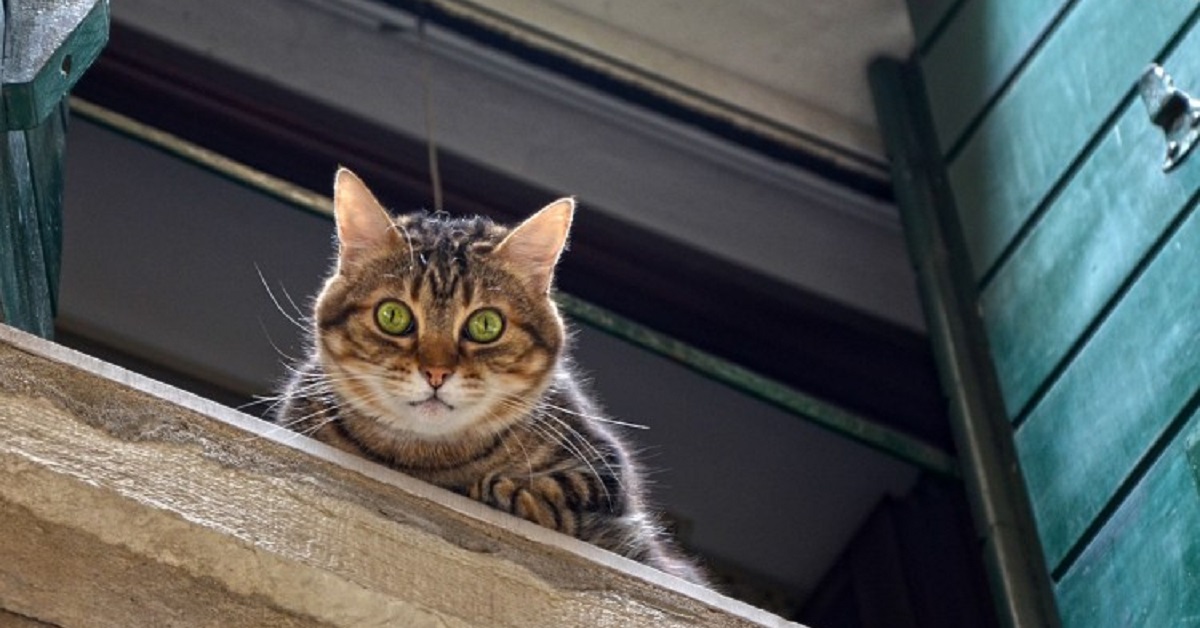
1138, 64, 1200, 172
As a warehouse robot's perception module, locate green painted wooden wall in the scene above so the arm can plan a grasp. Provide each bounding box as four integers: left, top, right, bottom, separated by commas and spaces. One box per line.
896, 0, 1200, 625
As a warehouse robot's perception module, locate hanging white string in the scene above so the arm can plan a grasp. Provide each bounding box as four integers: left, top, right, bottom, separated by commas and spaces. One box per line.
417, 11, 444, 213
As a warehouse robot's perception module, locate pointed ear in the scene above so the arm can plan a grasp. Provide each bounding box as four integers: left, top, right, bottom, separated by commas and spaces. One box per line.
494, 197, 575, 294
332, 167, 405, 270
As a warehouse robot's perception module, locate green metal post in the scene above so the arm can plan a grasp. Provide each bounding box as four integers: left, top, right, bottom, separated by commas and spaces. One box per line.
869, 57, 1061, 628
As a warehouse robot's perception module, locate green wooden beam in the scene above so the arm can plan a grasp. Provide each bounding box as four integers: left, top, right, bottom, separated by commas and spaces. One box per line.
2, 0, 109, 131
556, 293, 959, 478
0, 102, 60, 337
0, 0, 109, 337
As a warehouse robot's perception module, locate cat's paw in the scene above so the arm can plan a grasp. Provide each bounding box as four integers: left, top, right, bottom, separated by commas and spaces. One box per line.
477, 476, 576, 535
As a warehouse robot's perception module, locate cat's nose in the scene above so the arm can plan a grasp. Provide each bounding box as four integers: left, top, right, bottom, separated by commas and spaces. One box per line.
423, 366, 454, 389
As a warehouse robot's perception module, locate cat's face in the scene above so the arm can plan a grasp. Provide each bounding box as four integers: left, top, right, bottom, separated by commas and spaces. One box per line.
313, 168, 573, 440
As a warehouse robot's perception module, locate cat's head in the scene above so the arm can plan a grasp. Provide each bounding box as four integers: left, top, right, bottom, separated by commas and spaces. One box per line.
314, 168, 574, 440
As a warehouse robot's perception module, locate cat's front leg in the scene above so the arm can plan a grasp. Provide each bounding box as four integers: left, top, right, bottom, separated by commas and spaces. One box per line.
472, 475, 580, 537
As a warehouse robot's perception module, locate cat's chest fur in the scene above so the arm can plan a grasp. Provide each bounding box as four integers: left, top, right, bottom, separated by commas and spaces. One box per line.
280, 366, 621, 495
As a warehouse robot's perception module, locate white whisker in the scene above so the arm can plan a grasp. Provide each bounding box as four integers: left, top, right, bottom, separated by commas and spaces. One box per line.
496, 396, 618, 506
255, 264, 309, 334
536, 398, 649, 430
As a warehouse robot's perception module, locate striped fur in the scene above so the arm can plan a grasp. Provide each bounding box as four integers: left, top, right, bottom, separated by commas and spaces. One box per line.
271, 169, 706, 584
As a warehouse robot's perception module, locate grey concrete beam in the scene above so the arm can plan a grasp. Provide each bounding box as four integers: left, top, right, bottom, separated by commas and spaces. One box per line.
111, 0, 924, 331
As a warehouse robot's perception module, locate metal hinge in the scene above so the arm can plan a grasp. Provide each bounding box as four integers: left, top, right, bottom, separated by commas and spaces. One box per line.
1138, 64, 1200, 172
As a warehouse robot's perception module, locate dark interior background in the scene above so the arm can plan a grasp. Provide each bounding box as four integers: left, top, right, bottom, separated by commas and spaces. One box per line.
47, 1, 997, 624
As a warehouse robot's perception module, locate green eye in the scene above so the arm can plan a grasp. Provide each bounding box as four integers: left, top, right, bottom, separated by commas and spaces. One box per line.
375, 300, 414, 335
465, 308, 505, 343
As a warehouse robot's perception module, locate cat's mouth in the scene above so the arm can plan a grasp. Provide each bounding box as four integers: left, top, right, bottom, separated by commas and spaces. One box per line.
409, 396, 455, 412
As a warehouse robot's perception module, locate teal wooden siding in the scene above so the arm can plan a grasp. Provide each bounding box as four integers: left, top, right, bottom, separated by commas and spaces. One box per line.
920, 0, 1068, 155
1016, 193, 1200, 570
944, 0, 1196, 279
906, 0, 961, 50
980, 61, 1200, 419
1054, 412, 1200, 626
891, 0, 1200, 625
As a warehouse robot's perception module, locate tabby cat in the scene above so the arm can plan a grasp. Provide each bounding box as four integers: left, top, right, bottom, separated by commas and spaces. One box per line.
272, 168, 706, 584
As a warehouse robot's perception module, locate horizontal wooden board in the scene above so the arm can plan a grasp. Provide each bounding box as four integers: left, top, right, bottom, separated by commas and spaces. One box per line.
907, 0, 962, 49
1054, 413, 1200, 627
980, 19, 1200, 419
921, 0, 1067, 155
1014, 198, 1200, 570
948, 0, 1196, 279
0, 325, 793, 628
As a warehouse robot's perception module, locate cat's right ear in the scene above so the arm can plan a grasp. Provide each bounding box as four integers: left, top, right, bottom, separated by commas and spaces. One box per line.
332, 167, 407, 271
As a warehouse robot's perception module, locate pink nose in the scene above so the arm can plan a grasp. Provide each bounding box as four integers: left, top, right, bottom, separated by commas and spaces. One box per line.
423, 366, 453, 389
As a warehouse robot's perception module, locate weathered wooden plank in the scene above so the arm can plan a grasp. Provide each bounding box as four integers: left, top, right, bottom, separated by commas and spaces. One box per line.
1014, 197, 1200, 571
980, 20, 1200, 419
906, 0, 962, 49
948, 0, 1196, 279
0, 609, 57, 627
920, 0, 1067, 155
1053, 413, 1200, 627
0, 325, 795, 628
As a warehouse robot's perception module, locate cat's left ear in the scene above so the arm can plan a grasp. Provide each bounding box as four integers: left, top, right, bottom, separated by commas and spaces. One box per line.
332, 167, 407, 272
495, 198, 575, 295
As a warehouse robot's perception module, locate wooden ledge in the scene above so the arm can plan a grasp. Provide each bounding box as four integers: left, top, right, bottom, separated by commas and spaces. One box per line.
0, 325, 798, 627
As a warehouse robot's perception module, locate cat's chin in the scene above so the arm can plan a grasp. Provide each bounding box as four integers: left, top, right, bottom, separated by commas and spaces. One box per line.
371, 400, 489, 440
408, 397, 454, 414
